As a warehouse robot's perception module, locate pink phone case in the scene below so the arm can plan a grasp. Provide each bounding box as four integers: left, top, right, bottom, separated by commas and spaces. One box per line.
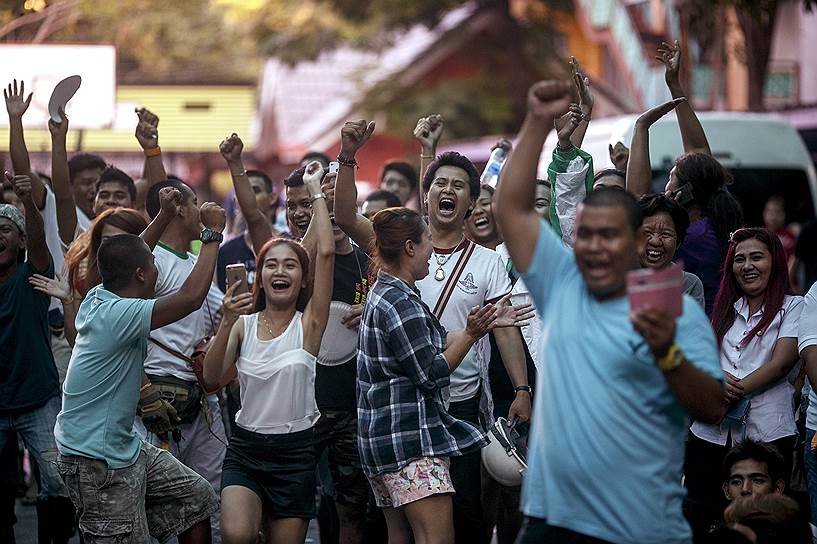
627, 262, 684, 318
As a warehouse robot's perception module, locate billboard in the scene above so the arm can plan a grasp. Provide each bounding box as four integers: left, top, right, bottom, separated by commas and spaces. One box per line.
0, 44, 116, 129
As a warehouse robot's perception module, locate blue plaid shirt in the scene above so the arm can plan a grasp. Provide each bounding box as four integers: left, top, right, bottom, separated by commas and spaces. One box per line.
356, 272, 488, 477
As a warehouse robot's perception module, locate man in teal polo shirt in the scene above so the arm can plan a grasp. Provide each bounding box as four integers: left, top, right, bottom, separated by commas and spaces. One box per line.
54, 199, 226, 544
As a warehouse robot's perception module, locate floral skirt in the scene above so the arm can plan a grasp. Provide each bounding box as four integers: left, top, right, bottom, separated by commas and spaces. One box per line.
368, 456, 454, 508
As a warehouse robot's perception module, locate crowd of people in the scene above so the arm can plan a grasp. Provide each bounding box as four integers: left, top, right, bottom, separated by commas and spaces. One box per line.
1, 40, 817, 544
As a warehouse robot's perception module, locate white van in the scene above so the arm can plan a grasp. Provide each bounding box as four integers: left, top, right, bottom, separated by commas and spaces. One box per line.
539, 112, 817, 226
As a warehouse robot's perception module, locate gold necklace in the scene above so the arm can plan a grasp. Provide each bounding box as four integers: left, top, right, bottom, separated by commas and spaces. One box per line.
259, 311, 276, 337
431, 238, 464, 281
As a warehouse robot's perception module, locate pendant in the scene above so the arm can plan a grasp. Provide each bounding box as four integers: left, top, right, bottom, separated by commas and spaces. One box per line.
435, 267, 445, 281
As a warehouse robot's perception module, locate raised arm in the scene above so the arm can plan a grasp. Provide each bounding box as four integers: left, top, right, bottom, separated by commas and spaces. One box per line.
202, 282, 253, 392
133, 108, 167, 211
4, 80, 46, 208
334, 120, 376, 252
625, 98, 686, 199
12, 174, 49, 273
569, 57, 593, 148
47, 109, 79, 245
413, 114, 443, 215
496, 81, 571, 272
150, 203, 226, 329
658, 40, 711, 155
301, 160, 335, 355
28, 273, 78, 345
140, 187, 181, 250
219, 133, 273, 254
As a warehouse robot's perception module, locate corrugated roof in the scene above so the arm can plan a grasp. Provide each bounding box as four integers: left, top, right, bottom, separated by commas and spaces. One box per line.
0, 85, 256, 153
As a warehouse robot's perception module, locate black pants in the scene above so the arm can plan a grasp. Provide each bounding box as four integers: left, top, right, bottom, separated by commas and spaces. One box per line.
683, 432, 796, 541
516, 518, 613, 544
448, 394, 485, 544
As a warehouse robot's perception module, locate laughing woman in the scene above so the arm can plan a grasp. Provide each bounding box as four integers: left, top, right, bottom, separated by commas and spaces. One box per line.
683, 227, 803, 538
203, 161, 334, 544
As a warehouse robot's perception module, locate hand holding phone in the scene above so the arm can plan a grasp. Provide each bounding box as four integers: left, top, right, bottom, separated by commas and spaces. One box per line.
225, 264, 249, 296
627, 262, 683, 318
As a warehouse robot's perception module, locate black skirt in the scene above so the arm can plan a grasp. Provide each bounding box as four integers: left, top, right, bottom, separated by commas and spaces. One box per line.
221, 425, 317, 519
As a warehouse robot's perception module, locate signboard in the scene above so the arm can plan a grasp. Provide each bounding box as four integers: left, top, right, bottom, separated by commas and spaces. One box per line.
0, 44, 116, 129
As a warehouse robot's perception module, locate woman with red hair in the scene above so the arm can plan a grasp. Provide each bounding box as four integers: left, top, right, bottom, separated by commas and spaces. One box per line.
683, 227, 804, 538
202, 161, 334, 544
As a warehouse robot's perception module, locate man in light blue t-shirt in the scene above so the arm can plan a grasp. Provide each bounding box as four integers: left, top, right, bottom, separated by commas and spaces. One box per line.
495, 81, 726, 544
54, 197, 227, 544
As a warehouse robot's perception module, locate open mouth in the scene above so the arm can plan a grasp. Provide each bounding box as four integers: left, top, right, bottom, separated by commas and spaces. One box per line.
474, 217, 490, 229
645, 249, 664, 263
438, 197, 456, 214
270, 279, 291, 292
742, 272, 760, 282
295, 220, 310, 232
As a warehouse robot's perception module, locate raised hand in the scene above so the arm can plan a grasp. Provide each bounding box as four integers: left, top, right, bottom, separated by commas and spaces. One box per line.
321, 172, 336, 213
635, 97, 686, 129
222, 281, 254, 324
609, 142, 630, 172
570, 57, 594, 113
656, 40, 681, 87
29, 274, 73, 303
630, 306, 677, 360
48, 107, 69, 139
527, 80, 572, 122
555, 104, 584, 148
199, 202, 226, 233
340, 120, 375, 157
413, 114, 443, 152
135, 107, 160, 150
219, 133, 244, 164
158, 186, 182, 216
10, 173, 33, 204
303, 160, 325, 193
4, 80, 32, 119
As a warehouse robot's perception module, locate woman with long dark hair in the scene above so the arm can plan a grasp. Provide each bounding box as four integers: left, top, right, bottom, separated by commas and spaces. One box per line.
683, 227, 803, 537
357, 207, 528, 544
202, 161, 334, 544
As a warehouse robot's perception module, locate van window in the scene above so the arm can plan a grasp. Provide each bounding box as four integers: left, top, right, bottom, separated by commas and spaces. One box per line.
650, 168, 814, 227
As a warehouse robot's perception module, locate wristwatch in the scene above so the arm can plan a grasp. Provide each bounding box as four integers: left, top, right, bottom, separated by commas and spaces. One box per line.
200, 228, 223, 244
656, 343, 684, 372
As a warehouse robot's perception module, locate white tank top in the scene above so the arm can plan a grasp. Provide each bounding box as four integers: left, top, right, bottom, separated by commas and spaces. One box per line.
234, 311, 320, 434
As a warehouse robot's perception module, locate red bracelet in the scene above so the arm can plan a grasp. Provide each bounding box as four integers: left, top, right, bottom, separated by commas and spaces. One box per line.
144, 146, 162, 158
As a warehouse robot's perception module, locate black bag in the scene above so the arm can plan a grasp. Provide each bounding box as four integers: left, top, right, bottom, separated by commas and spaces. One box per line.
145, 373, 204, 425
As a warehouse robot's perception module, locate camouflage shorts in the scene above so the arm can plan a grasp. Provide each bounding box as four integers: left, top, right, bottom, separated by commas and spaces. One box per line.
314, 410, 370, 506
57, 440, 219, 543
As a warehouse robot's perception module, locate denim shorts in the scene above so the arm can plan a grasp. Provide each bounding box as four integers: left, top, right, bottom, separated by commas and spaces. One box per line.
57, 440, 219, 543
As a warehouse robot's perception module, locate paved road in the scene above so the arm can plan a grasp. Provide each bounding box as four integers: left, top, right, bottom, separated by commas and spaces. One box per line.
13, 502, 321, 543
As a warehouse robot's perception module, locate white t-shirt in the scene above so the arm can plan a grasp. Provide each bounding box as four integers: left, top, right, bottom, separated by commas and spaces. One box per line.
416, 239, 511, 402
40, 187, 66, 311
76, 205, 92, 232
144, 243, 223, 381
692, 295, 804, 444
800, 283, 817, 430
496, 243, 540, 367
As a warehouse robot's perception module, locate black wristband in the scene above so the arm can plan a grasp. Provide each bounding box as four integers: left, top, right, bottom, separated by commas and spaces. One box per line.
337, 155, 358, 168
514, 385, 532, 395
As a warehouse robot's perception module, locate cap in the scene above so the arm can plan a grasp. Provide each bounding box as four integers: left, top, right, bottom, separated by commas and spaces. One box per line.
0, 203, 24, 234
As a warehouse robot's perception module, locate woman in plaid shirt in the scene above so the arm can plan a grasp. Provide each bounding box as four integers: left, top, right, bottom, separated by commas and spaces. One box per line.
357, 207, 528, 544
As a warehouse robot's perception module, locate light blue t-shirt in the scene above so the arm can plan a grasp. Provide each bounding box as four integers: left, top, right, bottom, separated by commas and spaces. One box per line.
55, 286, 155, 469
520, 219, 721, 544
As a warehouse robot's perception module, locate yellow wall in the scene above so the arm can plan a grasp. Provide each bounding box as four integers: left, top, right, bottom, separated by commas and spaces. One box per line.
0, 85, 256, 153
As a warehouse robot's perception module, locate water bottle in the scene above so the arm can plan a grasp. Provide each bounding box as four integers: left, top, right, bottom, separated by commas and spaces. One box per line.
481, 139, 513, 188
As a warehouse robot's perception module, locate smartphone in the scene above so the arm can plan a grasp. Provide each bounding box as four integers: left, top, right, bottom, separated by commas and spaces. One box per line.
668, 182, 694, 206
627, 261, 683, 318
225, 264, 249, 295
328, 161, 339, 174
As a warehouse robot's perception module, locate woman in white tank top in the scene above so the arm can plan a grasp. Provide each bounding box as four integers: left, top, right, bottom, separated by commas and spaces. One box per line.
203, 160, 334, 544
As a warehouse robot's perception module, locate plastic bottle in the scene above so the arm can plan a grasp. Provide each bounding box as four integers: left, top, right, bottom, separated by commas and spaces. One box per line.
480, 139, 513, 188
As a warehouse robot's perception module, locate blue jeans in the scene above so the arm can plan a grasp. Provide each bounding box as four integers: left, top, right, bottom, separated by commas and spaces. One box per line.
0, 395, 66, 498
804, 428, 817, 524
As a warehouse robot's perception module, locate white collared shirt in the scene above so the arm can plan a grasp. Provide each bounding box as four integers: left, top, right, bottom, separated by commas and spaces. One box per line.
799, 284, 817, 430
692, 295, 803, 445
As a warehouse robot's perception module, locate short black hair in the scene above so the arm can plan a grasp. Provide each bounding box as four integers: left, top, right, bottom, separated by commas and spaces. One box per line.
98, 234, 152, 292
246, 169, 273, 194
638, 193, 691, 243
284, 166, 306, 188
365, 190, 401, 208
97, 166, 137, 202
299, 151, 330, 168
536, 179, 550, 188
723, 439, 786, 484
581, 187, 643, 232
68, 153, 106, 184
593, 167, 626, 183
145, 178, 194, 219
380, 160, 418, 191
422, 152, 480, 197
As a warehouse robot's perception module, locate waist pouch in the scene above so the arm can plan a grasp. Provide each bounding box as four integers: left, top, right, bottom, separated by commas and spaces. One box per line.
145, 374, 204, 425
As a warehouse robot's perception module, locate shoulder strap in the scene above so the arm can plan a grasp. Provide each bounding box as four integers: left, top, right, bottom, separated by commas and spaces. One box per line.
149, 337, 194, 365
433, 241, 476, 318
